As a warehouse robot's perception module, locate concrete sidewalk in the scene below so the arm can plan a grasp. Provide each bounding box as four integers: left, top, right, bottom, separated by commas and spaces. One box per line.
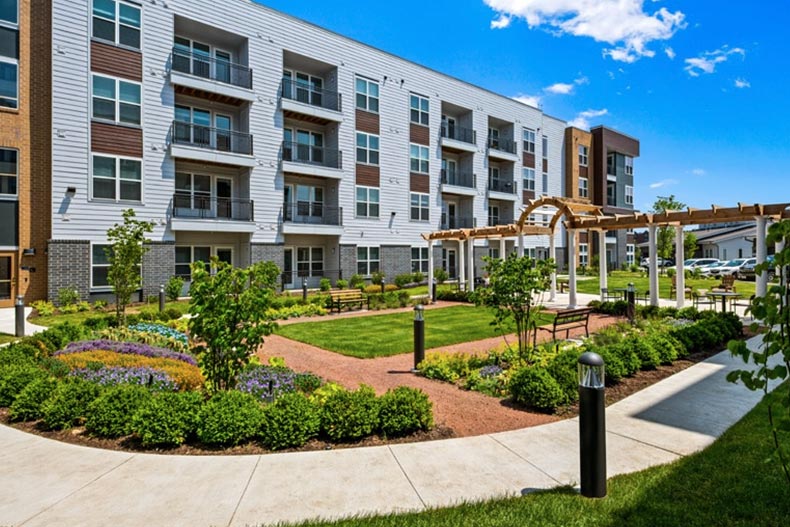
0, 307, 46, 342
0, 334, 771, 527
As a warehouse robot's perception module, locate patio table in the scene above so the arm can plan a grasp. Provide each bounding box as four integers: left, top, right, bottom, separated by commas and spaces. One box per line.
707, 291, 741, 313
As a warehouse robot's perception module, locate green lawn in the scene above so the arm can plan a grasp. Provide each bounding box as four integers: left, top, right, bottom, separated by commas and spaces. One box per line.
574, 271, 757, 300
0, 333, 18, 345
275, 390, 790, 527
276, 306, 555, 358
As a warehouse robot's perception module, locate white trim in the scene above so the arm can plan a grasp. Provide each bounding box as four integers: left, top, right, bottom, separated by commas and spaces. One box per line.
356, 245, 380, 276
409, 191, 429, 223
355, 75, 379, 114
89, 242, 113, 291
0, 147, 18, 198
0, 56, 18, 110
355, 185, 380, 219
522, 128, 535, 153
91, 73, 142, 126
355, 131, 380, 166
409, 93, 429, 126
91, 0, 142, 50
89, 153, 144, 203
409, 143, 429, 174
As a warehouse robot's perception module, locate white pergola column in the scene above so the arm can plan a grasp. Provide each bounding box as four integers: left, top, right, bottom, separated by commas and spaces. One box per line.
427, 239, 435, 303
468, 239, 475, 292
648, 224, 659, 307
518, 232, 525, 256
568, 229, 578, 308
549, 232, 557, 302
675, 225, 685, 308
598, 229, 608, 301
499, 238, 506, 259
458, 239, 466, 291
755, 216, 768, 298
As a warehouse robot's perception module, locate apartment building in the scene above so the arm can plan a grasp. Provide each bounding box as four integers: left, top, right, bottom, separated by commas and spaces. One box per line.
0, 0, 50, 307
564, 126, 640, 269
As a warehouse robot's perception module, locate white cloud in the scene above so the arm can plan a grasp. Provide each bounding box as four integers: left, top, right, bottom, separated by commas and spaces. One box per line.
691, 168, 706, 176
665, 47, 676, 59
512, 94, 541, 108
574, 75, 589, 85
567, 108, 608, 130
649, 179, 679, 189
684, 45, 745, 77
545, 82, 574, 94
484, 0, 686, 62
734, 78, 751, 89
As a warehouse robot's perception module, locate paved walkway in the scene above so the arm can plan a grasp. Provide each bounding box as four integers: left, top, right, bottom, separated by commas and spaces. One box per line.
0, 307, 46, 342
0, 333, 772, 527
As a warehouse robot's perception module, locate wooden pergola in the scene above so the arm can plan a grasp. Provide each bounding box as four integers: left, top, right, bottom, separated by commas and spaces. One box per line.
423, 199, 790, 308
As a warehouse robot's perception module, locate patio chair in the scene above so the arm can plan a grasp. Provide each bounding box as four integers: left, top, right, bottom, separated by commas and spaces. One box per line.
693, 290, 715, 311
718, 274, 736, 293
669, 275, 692, 300
601, 288, 621, 302
730, 294, 754, 320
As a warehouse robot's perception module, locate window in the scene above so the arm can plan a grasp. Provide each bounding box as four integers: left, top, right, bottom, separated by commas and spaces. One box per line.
625, 185, 634, 205
356, 132, 380, 165
411, 247, 428, 273
522, 167, 535, 191
410, 192, 429, 222
175, 246, 211, 278
0, 0, 18, 25
410, 143, 429, 174
607, 181, 616, 206
92, 154, 142, 202
92, 0, 141, 49
357, 246, 380, 275
297, 247, 324, 277
91, 244, 111, 288
488, 248, 500, 259
355, 76, 379, 113
174, 172, 211, 210
579, 243, 589, 267
626, 244, 635, 266
578, 145, 588, 167
522, 128, 535, 153
410, 94, 429, 126
355, 186, 379, 218
607, 153, 615, 175
625, 156, 634, 175
579, 177, 588, 198
92, 74, 141, 125
541, 173, 549, 196
488, 205, 500, 226
0, 148, 16, 196
542, 135, 548, 159
0, 11, 18, 109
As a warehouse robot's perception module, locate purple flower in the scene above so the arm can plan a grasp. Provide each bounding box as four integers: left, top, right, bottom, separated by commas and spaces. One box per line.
68, 366, 177, 391
236, 366, 296, 402
55, 340, 197, 366
479, 364, 504, 378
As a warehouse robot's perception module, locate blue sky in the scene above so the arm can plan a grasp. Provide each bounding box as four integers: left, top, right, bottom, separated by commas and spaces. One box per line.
256, 0, 789, 211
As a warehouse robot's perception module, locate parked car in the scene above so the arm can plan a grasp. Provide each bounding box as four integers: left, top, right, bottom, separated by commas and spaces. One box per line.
704, 258, 755, 278
640, 257, 674, 269
666, 258, 721, 272
737, 255, 775, 281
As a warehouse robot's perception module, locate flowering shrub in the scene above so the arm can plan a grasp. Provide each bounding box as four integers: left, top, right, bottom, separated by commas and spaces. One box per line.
98, 325, 189, 354
55, 350, 204, 391
129, 323, 188, 344
235, 366, 296, 402
56, 340, 196, 366
68, 366, 177, 391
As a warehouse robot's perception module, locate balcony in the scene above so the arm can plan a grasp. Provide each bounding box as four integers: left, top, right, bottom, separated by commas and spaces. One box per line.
281, 78, 342, 124
488, 178, 518, 201
440, 170, 477, 197
282, 203, 344, 236
169, 48, 255, 104
170, 195, 256, 234
440, 215, 475, 230
487, 136, 519, 162
440, 125, 477, 153
488, 217, 513, 227
281, 141, 343, 179
169, 121, 255, 167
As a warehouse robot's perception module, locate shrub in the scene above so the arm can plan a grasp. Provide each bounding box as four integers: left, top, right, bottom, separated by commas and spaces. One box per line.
41, 379, 103, 430
93, 300, 108, 312
412, 271, 425, 284
645, 331, 681, 364
417, 352, 476, 383
165, 276, 185, 302
464, 365, 507, 397
197, 390, 264, 446
9, 377, 58, 421
378, 387, 433, 438
546, 349, 581, 404
624, 334, 661, 370
319, 278, 332, 292
394, 274, 415, 288
370, 271, 385, 285
436, 289, 471, 302
0, 343, 39, 367
58, 287, 80, 306
666, 268, 676, 279
592, 345, 627, 384
68, 366, 177, 391
59, 303, 79, 314
85, 385, 153, 437
434, 268, 449, 284
260, 392, 321, 450
677, 306, 700, 320
235, 366, 296, 402
349, 274, 365, 289
335, 279, 348, 289
31, 300, 56, 317
131, 391, 203, 447
591, 300, 628, 317
294, 372, 323, 394
608, 341, 642, 376
0, 364, 48, 406
509, 366, 566, 412
321, 385, 380, 442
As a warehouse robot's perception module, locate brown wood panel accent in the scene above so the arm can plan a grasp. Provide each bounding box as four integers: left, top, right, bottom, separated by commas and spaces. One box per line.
91, 121, 143, 157
91, 40, 142, 82
627, 233, 635, 244
175, 85, 243, 107
282, 109, 331, 125
410, 123, 430, 145
410, 173, 429, 193
355, 164, 380, 187
356, 109, 380, 134
579, 232, 588, 243
522, 190, 535, 202
542, 159, 548, 173
579, 166, 588, 178
522, 152, 535, 168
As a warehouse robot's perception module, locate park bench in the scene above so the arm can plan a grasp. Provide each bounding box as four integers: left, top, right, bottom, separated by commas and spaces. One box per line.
328, 289, 369, 314
534, 307, 592, 347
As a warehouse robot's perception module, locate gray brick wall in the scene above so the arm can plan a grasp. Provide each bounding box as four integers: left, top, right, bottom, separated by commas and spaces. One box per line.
142, 242, 175, 299
339, 245, 357, 281
251, 243, 284, 270
380, 245, 411, 281
47, 240, 90, 303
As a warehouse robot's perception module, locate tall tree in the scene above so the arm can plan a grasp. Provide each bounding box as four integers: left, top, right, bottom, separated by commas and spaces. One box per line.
106, 209, 154, 325
684, 231, 698, 259
651, 195, 686, 261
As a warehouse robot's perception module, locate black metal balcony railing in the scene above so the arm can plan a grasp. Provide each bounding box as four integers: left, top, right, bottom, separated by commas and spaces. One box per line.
282, 203, 343, 226
282, 141, 342, 169
488, 178, 517, 194
171, 47, 253, 90
172, 194, 254, 222
488, 217, 513, 226
171, 121, 253, 156
441, 169, 476, 189
440, 215, 474, 230
281, 78, 342, 112
487, 136, 517, 155
441, 125, 476, 145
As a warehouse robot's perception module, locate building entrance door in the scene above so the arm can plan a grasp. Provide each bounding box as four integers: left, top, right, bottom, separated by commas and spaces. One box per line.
0, 254, 15, 308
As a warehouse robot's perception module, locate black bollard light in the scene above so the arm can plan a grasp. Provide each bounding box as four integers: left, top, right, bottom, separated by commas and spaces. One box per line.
302, 277, 308, 301
431, 280, 437, 304
15, 295, 25, 337
578, 352, 606, 498
159, 284, 166, 312
412, 304, 425, 371
626, 282, 636, 323
380, 278, 386, 294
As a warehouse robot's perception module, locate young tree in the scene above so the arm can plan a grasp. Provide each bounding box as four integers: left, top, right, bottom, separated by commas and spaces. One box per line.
471, 254, 554, 362
728, 220, 790, 487
188, 259, 280, 392
651, 195, 686, 261
106, 209, 154, 325
684, 231, 698, 260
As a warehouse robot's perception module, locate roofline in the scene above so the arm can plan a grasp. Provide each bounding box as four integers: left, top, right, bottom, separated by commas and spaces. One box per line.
244, 0, 568, 123
590, 125, 641, 143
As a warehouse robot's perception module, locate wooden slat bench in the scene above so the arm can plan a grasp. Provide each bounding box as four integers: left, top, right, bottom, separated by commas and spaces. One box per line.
328, 289, 369, 314
534, 307, 592, 347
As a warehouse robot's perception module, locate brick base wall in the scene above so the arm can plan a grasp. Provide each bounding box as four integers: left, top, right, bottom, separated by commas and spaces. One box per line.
339, 245, 356, 281
142, 242, 175, 299
47, 240, 90, 303
380, 246, 411, 281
